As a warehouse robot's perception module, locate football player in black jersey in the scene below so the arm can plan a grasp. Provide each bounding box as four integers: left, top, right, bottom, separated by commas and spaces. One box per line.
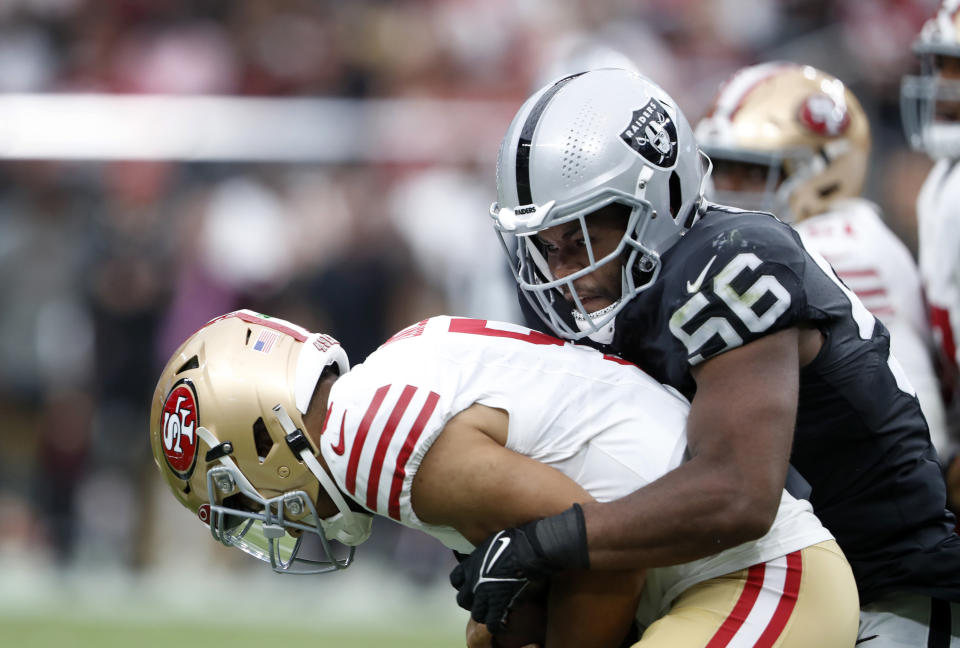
451, 68, 960, 646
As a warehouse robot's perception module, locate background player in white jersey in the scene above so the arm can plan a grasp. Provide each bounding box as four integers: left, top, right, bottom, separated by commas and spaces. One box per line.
150, 310, 858, 647
696, 61, 951, 459
902, 0, 960, 509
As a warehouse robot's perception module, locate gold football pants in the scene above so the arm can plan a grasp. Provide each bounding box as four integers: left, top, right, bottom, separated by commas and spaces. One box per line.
635, 540, 858, 648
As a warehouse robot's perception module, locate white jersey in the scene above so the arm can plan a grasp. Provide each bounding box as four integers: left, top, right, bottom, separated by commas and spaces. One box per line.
320, 316, 832, 626
918, 161, 960, 406
795, 197, 950, 455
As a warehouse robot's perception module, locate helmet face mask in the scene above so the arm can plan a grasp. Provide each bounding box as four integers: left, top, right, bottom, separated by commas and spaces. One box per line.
495, 195, 655, 341
491, 68, 707, 341
199, 424, 367, 575
150, 310, 372, 575
707, 149, 789, 216
696, 62, 869, 224
903, 0, 960, 157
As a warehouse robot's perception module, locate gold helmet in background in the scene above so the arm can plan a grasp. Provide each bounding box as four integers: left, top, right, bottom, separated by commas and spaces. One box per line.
149, 309, 370, 574
696, 62, 870, 223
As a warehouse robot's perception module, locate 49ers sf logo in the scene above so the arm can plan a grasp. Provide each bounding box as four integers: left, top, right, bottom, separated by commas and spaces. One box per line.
161, 381, 199, 478
798, 93, 850, 137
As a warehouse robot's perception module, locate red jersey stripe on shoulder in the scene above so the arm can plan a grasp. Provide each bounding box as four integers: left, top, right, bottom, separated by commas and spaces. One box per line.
366, 385, 417, 511
704, 563, 766, 648
383, 319, 428, 346
603, 354, 636, 367
345, 385, 391, 495
447, 317, 564, 346
388, 390, 441, 521
755, 550, 802, 648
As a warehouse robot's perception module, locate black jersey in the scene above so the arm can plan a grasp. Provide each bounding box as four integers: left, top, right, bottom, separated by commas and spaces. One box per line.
520, 205, 960, 603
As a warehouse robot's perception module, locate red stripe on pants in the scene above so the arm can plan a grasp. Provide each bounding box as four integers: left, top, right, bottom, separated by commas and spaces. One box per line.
704, 563, 766, 648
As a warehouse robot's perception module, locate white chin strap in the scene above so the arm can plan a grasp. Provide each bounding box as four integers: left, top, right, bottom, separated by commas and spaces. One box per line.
571, 300, 619, 345
272, 405, 373, 547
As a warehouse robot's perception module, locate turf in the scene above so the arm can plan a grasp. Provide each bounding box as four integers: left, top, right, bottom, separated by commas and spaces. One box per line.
0, 616, 462, 648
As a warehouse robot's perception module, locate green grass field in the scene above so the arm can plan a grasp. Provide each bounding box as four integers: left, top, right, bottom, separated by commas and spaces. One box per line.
1, 617, 461, 648
0, 558, 467, 648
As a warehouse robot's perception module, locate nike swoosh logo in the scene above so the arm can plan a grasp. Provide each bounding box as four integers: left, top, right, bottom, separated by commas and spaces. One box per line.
855, 635, 878, 645
482, 535, 512, 577
686, 255, 717, 293
331, 412, 347, 456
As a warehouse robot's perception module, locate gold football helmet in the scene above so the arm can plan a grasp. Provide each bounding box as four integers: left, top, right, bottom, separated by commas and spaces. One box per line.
149, 309, 371, 574
696, 62, 870, 223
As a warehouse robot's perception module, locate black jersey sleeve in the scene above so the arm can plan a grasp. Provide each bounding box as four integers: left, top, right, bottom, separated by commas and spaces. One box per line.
663, 214, 809, 365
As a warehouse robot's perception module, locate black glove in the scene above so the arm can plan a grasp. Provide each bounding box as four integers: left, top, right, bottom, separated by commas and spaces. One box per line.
449, 504, 590, 633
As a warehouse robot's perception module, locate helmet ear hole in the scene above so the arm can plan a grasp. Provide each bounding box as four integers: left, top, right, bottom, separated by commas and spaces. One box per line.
668, 171, 682, 220
176, 355, 199, 375
253, 417, 274, 463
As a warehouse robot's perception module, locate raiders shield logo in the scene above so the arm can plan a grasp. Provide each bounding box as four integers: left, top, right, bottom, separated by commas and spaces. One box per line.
620, 98, 678, 167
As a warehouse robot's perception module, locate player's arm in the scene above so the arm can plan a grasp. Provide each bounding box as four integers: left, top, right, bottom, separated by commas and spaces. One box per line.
583, 326, 802, 569
413, 404, 643, 648
451, 328, 803, 632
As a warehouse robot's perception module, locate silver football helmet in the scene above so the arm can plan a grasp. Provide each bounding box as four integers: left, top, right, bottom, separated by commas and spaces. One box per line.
491, 68, 708, 340
902, 0, 960, 158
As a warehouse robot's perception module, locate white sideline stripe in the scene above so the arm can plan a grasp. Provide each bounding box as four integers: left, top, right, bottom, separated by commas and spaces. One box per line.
0, 94, 514, 162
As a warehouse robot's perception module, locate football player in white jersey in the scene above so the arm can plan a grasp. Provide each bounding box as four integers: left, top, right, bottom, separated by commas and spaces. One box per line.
903, 0, 960, 510
150, 310, 858, 647
696, 62, 951, 462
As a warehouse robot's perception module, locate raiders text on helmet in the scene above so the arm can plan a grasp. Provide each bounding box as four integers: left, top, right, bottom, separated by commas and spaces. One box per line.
695, 62, 870, 223
149, 309, 372, 575
490, 68, 708, 341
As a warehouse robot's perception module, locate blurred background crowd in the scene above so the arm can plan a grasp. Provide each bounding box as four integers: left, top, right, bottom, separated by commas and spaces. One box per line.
0, 0, 945, 633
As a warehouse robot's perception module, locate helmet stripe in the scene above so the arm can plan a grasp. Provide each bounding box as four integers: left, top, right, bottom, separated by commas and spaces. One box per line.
515, 72, 586, 205
712, 61, 796, 122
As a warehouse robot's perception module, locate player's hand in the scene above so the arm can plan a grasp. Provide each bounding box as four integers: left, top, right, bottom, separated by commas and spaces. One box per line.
450, 505, 589, 633
450, 529, 542, 632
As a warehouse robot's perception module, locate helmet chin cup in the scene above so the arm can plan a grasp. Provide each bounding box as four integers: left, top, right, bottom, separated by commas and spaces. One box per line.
320, 511, 374, 546
203, 460, 357, 575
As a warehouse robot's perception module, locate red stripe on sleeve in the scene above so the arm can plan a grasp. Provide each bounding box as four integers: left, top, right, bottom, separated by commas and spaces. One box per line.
365, 385, 417, 511
345, 385, 390, 495
387, 390, 440, 520
704, 563, 766, 648
755, 551, 803, 648
837, 268, 879, 278
854, 287, 888, 299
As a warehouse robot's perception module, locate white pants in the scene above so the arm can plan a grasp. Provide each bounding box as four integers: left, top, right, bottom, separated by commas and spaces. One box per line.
859, 592, 960, 647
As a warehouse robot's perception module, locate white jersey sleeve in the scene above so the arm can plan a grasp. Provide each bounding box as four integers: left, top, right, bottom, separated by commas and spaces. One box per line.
795, 198, 950, 455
